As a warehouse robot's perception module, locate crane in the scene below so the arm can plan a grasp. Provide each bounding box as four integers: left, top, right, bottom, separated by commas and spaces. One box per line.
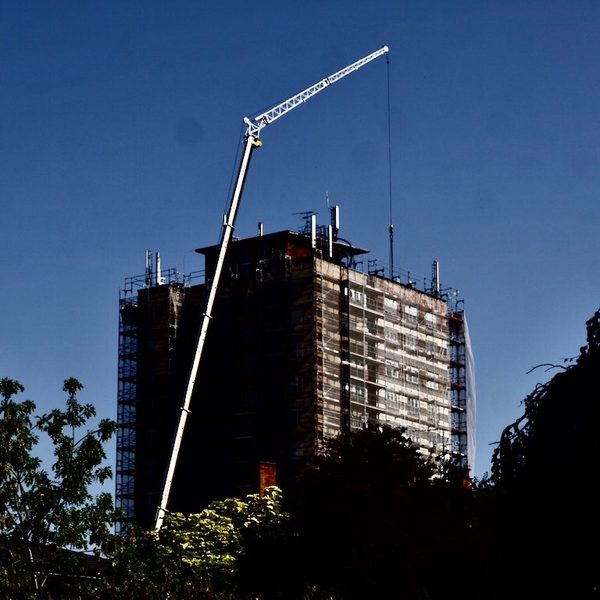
154, 44, 390, 531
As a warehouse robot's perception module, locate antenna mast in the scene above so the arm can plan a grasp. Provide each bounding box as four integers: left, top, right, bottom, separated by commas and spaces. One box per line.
386, 52, 395, 278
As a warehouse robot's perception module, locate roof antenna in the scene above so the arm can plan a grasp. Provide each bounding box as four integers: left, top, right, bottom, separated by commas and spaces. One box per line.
156, 251, 165, 285
386, 51, 395, 279
145, 250, 153, 287
432, 260, 440, 297
330, 204, 340, 240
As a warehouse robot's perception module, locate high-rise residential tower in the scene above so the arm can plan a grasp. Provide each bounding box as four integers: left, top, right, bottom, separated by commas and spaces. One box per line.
116, 222, 475, 529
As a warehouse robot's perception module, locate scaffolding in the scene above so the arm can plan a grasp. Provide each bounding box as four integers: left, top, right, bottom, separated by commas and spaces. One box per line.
448, 307, 475, 470
314, 262, 346, 443
346, 269, 451, 450
116, 266, 200, 532
310, 255, 454, 454
119, 230, 475, 527
115, 295, 138, 531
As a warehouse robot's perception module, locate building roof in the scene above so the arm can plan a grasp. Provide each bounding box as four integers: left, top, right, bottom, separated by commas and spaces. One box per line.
195, 229, 370, 267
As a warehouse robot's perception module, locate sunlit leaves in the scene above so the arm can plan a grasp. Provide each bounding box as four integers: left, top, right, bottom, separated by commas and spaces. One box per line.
108, 487, 290, 599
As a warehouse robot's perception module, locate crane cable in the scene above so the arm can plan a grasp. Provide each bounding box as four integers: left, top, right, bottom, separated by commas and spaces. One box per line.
386, 52, 395, 279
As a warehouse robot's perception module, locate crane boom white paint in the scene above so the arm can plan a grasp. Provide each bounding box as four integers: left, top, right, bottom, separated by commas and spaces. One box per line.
154, 45, 389, 531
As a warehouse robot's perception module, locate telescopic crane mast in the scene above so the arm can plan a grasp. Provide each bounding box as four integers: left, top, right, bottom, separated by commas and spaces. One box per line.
154, 45, 390, 531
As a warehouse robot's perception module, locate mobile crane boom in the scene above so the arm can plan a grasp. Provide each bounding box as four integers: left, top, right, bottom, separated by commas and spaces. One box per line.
245, 45, 389, 138
154, 45, 389, 531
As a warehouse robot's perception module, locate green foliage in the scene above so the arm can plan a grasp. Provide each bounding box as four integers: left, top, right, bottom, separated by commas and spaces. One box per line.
107, 487, 291, 599
105, 427, 496, 599
107, 427, 493, 600
0, 377, 119, 598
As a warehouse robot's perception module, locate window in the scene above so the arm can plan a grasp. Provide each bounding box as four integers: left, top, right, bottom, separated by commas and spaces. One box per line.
385, 391, 400, 410
350, 340, 365, 355
384, 297, 398, 312
405, 335, 418, 351
351, 316, 366, 330
350, 289, 365, 306
385, 329, 399, 344
425, 313, 437, 328
385, 365, 399, 378
408, 396, 420, 414
350, 384, 366, 399
351, 416, 366, 429
405, 368, 419, 385
403, 305, 418, 324
366, 294, 380, 310
385, 359, 400, 379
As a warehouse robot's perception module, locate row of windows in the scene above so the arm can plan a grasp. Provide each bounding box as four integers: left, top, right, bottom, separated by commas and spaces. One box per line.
383, 361, 444, 389
348, 340, 447, 363
348, 389, 449, 420
350, 384, 366, 398
290, 364, 444, 396
367, 416, 450, 446
351, 320, 446, 352
350, 289, 442, 328
384, 391, 450, 414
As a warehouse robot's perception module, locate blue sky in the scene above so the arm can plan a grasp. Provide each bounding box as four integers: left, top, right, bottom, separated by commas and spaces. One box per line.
2, 1, 599, 480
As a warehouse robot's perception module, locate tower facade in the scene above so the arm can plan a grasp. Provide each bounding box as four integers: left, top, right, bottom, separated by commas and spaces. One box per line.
116, 229, 475, 529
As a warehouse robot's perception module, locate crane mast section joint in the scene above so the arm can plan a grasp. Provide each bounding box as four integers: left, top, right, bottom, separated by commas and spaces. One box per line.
245, 45, 389, 139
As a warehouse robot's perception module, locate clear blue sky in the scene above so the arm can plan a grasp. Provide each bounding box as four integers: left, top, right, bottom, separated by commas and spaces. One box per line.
2, 1, 599, 480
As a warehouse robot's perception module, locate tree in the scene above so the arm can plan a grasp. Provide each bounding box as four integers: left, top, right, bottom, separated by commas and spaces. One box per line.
291, 423, 491, 600
105, 427, 494, 599
0, 377, 118, 598
490, 308, 600, 597
106, 486, 292, 599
